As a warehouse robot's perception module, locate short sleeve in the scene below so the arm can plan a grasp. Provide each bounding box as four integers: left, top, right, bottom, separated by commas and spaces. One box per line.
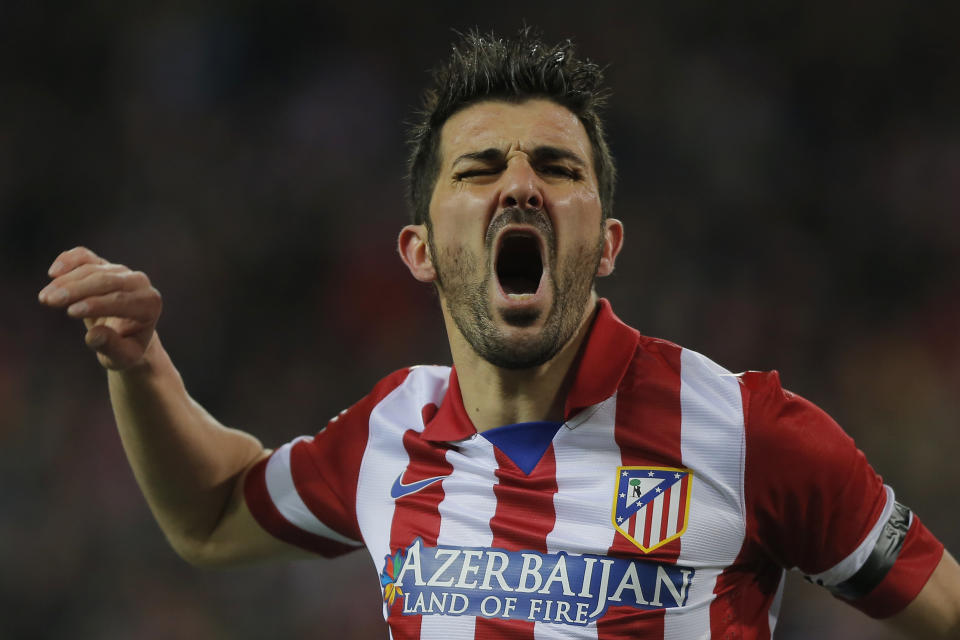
244, 368, 411, 557
741, 370, 944, 618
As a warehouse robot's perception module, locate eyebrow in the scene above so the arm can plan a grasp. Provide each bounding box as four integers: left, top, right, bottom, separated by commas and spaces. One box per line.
451, 145, 587, 168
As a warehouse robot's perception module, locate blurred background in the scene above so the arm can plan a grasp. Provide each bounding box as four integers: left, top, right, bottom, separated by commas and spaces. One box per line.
2, 1, 958, 638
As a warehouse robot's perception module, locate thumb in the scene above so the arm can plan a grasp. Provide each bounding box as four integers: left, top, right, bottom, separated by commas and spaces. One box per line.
84, 325, 148, 370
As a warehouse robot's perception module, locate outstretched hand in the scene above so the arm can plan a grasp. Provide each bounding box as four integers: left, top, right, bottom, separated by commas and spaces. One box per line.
38, 247, 163, 370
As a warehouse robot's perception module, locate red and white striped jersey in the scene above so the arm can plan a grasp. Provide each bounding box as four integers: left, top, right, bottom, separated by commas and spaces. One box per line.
245, 300, 943, 639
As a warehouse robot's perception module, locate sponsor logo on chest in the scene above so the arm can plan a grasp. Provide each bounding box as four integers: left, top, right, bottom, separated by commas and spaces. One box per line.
380, 539, 695, 626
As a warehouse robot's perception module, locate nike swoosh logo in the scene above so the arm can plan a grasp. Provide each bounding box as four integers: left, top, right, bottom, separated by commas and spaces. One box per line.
390, 474, 447, 500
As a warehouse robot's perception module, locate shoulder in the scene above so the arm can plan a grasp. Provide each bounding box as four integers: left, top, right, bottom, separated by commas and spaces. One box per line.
627, 336, 746, 418
737, 369, 856, 464
736, 368, 863, 507
334, 365, 452, 427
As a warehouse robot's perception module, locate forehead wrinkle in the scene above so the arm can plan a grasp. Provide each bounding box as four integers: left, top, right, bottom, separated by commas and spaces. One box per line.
438, 99, 594, 171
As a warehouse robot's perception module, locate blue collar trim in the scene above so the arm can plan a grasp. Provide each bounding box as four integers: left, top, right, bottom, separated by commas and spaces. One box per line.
480, 421, 564, 475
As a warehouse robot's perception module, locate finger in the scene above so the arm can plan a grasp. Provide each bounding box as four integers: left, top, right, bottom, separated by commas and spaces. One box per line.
81, 316, 143, 336
39, 264, 132, 306
48, 246, 108, 278
66, 287, 162, 324
85, 325, 152, 371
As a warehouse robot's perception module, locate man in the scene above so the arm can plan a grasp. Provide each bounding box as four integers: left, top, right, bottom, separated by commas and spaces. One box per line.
38, 28, 959, 639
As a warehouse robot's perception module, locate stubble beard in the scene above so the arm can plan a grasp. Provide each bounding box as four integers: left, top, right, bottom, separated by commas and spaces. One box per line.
430, 212, 604, 370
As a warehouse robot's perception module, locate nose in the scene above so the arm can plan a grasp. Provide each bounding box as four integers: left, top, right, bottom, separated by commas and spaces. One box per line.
499, 158, 544, 211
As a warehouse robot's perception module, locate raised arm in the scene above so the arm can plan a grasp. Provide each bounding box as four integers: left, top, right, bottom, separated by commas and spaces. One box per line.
38, 247, 306, 566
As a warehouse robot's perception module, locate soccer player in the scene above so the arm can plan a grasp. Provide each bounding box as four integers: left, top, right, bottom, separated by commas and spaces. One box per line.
38, 28, 959, 639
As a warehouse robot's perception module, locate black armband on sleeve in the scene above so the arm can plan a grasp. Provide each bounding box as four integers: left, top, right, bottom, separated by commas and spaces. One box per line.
827, 501, 912, 600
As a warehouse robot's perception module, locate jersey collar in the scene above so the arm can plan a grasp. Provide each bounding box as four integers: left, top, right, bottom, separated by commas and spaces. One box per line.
422, 299, 639, 442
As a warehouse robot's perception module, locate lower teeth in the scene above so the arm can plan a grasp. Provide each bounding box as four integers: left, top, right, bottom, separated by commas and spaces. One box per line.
507, 293, 534, 300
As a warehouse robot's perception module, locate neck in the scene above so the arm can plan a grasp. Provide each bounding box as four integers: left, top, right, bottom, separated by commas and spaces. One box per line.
444, 295, 599, 433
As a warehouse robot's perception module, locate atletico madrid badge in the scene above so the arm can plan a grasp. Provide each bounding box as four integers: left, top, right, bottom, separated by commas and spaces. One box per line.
612, 466, 693, 553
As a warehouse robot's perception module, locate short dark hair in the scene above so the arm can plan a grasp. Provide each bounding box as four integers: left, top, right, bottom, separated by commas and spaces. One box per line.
405, 27, 616, 225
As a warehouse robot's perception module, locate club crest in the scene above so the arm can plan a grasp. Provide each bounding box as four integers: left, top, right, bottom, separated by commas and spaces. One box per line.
612, 466, 693, 553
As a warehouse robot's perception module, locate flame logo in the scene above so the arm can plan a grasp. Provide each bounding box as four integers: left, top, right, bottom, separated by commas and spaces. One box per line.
379, 549, 406, 606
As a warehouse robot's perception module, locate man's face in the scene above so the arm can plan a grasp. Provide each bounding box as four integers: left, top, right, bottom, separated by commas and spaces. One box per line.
425, 99, 608, 369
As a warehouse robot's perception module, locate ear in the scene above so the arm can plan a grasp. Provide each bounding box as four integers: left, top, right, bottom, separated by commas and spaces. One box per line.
596, 218, 624, 278
398, 224, 437, 283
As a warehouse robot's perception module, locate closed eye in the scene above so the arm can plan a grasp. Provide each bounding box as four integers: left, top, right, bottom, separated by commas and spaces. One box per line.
455, 166, 582, 181
454, 168, 502, 180
540, 165, 582, 179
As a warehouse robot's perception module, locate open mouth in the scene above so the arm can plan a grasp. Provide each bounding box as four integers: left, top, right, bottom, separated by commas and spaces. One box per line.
495, 231, 543, 296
